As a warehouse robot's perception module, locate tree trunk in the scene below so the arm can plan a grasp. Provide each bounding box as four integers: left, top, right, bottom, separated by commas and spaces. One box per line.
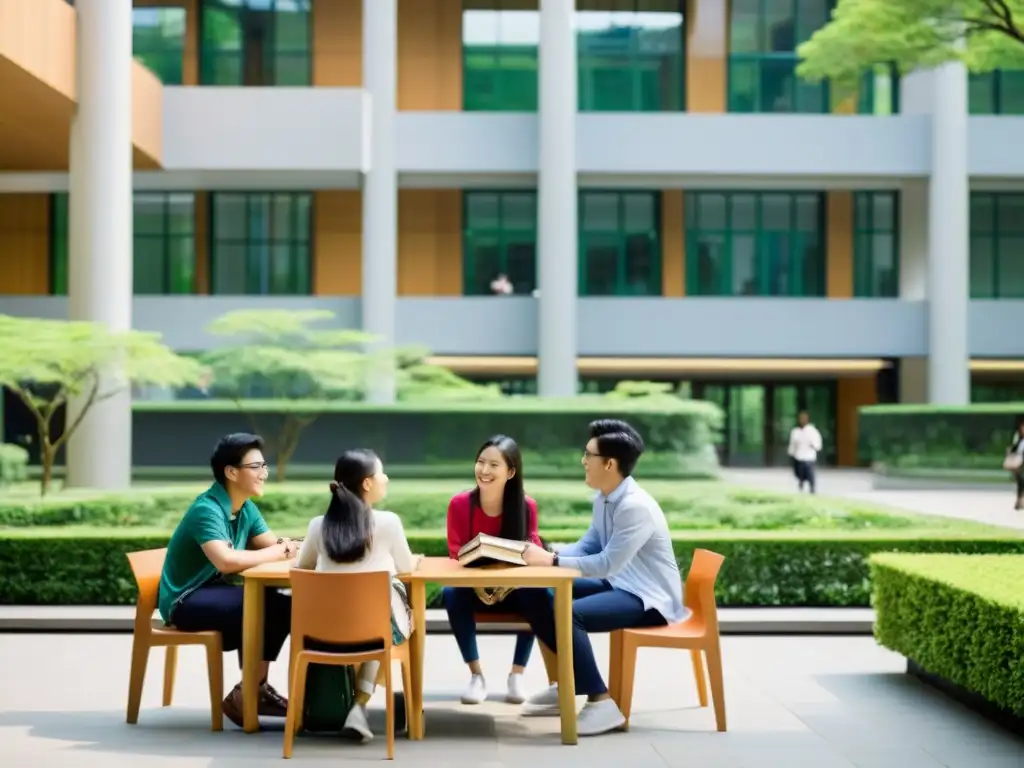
40, 444, 55, 497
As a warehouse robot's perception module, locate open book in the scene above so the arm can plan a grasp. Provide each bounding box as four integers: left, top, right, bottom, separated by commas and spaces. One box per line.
457, 533, 528, 567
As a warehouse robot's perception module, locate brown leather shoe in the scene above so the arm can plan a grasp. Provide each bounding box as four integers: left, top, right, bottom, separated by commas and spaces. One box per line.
222, 683, 244, 728
259, 682, 289, 718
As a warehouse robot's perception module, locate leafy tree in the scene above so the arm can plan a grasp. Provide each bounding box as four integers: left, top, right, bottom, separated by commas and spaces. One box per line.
798, 0, 1024, 90
393, 347, 503, 401
0, 315, 205, 495
201, 309, 383, 481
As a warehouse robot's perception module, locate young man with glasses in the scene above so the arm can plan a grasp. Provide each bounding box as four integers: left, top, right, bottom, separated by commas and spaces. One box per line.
158, 432, 299, 727
518, 419, 686, 736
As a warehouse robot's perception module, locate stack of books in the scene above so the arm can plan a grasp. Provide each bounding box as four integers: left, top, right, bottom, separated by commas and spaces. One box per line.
457, 533, 528, 567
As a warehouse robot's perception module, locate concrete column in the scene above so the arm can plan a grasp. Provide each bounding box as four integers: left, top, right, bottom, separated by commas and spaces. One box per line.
927, 61, 970, 404
66, 0, 134, 489
537, 0, 578, 397
361, 0, 398, 403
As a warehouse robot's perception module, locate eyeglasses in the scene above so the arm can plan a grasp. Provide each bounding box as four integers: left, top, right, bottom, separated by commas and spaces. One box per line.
583, 450, 603, 461
237, 461, 269, 471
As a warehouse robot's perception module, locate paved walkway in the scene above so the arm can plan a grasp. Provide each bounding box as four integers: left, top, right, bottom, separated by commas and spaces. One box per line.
722, 468, 1024, 530
1, 633, 1020, 767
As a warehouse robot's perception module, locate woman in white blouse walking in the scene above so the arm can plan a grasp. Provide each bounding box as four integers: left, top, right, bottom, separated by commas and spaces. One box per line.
296, 449, 421, 742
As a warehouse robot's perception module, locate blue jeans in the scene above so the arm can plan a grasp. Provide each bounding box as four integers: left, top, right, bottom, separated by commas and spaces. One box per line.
443, 587, 536, 668
514, 577, 667, 697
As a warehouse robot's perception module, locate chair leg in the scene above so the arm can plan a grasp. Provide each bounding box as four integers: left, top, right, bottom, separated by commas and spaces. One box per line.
162, 646, 178, 707
126, 636, 151, 725
704, 640, 727, 732
384, 655, 395, 760
539, 641, 558, 685
608, 631, 623, 708
205, 637, 225, 732
400, 656, 414, 737
618, 638, 639, 731
690, 648, 708, 707
283, 657, 309, 759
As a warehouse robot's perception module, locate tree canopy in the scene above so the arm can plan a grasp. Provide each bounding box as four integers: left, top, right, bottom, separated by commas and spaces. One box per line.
798, 0, 1024, 89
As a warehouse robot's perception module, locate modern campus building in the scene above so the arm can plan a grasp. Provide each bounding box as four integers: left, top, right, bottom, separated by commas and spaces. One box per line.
1, 0, 1023, 485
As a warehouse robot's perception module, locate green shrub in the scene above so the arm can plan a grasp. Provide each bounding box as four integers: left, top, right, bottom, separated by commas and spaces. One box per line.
870, 553, 1024, 716
0, 444, 28, 488
859, 403, 1024, 470
130, 398, 724, 480
0, 481, 996, 535
3, 529, 1023, 608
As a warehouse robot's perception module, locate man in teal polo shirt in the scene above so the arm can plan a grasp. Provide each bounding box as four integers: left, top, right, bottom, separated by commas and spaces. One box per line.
159, 432, 299, 728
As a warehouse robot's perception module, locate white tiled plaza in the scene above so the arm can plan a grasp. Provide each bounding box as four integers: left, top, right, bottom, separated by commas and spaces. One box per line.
1, 633, 1020, 767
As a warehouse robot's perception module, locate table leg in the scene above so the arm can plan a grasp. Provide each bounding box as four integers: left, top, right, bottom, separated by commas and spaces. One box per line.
408, 581, 427, 740
554, 581, 578, 745
241, 581, 265, 734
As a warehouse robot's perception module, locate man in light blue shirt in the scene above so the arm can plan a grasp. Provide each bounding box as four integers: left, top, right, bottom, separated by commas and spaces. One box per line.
519, 419, 686, 736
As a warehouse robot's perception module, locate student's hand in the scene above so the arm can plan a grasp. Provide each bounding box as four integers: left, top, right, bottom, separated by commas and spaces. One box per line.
523, 543, 555, 567
276, 540, 297, 560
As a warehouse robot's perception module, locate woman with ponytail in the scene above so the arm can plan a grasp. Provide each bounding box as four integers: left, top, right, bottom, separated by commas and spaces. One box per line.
295, 449, 421, 743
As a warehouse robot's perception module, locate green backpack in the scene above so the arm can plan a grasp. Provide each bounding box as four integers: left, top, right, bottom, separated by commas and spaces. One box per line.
301, 663, 408, 736
302, 663, 358, 734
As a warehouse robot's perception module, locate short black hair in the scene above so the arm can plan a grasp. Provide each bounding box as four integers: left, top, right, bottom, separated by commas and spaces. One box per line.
588, 419, 645, 478
210, 433, 264, 485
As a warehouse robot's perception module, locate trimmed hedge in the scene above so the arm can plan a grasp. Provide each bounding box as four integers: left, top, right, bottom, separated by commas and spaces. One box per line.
859, 403, 1023, 471
4, 529, 1024, 608
871, 553, 1024, 717
120, 398, 724, 480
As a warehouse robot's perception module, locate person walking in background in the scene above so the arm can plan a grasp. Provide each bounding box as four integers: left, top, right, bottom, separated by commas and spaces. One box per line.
444, 435, 545, 706
1003, 416, 1024, 509
788, 410, 823, 494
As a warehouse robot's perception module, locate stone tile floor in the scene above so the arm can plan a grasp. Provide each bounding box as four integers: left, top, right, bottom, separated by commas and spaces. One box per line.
1, 633, 1020, 767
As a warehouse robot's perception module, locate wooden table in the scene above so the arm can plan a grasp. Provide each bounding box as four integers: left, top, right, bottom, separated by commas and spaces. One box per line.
239, 557, 581, 744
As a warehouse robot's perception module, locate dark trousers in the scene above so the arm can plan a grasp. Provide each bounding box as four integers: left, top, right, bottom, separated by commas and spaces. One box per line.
172, 584, 291, 671
443, 586, 535, 668
794, 460, 817, 493
1015, 473, 1024, 502
511, 578, 666, 697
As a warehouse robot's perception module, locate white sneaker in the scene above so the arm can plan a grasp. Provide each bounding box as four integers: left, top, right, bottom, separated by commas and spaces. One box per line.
461, 674, 487, 705
577, 698, 626, 736
505, 672, 526, 704
342, 703, 373, 743
520, 684, 562, 717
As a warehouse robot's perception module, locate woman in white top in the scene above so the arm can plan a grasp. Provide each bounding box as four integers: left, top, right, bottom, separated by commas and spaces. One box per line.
295, 449, 421, 743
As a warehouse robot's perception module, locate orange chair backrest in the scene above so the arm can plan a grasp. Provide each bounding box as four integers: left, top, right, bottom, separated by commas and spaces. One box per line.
683, 548, 725, 631
126, 548, 168, 633
290, 568, 393, 650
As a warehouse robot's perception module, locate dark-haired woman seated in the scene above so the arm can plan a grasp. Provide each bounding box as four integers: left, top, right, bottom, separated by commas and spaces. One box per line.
444, 435, 545, 706
296, 449, 421, 744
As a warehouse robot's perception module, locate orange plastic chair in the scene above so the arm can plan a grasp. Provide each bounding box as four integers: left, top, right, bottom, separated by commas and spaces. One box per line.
608, 549, 727, 732
473, 613, 558, 683
125, 548, 224, 731
283, 569, 411, 761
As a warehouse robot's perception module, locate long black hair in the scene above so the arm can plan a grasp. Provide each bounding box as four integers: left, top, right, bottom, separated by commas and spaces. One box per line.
470, 435, 527, 542
320, 449, 379, 564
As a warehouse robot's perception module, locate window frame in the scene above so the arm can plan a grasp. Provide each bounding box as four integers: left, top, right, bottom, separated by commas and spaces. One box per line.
970, 192, 1024, 299
198, 0, 312, 87
685, 191, 827, 297
462, 190, 538, 296
132, 6, 187, 85
852, 191, 900, 298
578, 190, 663, 296
208, 191, 314, 296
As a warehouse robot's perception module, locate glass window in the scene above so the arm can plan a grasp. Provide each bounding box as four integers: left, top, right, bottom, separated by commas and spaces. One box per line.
199, 0, 311, 86
853, 191, 899, 297
133, 7, 186, 84
857, 64, 900, 115
210, 192, 312, 295
970, 193, 1024, 298
463, 191, 537, 295
969, 69, 1024, 114
463, 2, 685, 112
685, 191, 825, 296
49, 193, 197, 295
579, 191, 661, 296
577, 5, 685, 112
